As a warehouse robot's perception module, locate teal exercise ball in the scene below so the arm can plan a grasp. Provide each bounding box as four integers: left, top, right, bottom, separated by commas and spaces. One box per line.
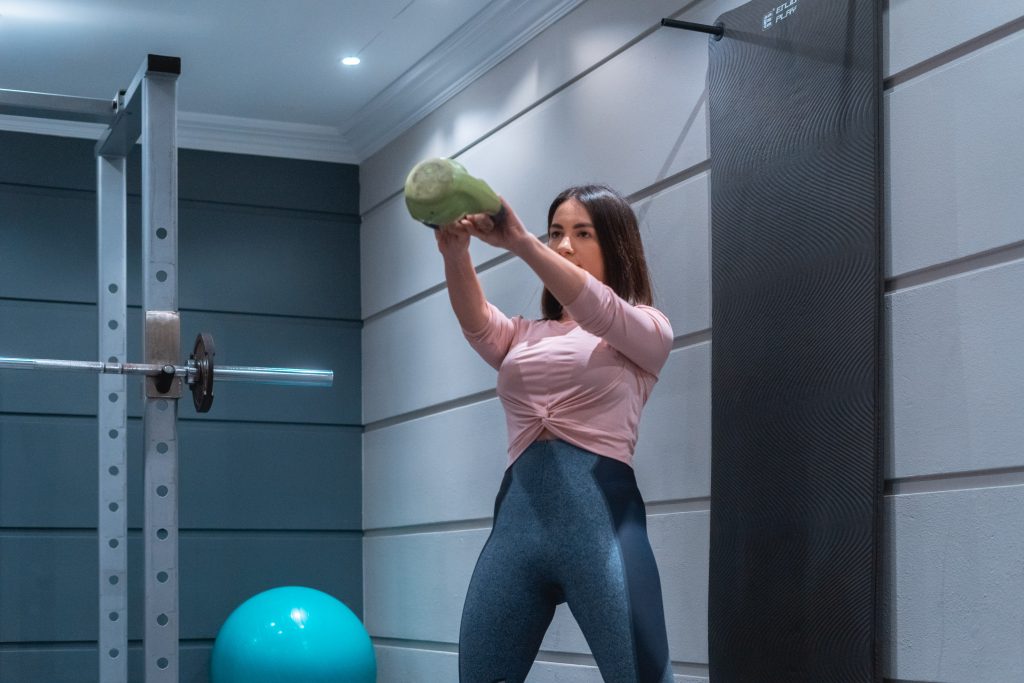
211, 586, 376, 683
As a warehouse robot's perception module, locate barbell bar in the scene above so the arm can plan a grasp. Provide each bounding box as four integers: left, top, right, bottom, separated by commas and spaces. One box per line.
0, 332, 333, 413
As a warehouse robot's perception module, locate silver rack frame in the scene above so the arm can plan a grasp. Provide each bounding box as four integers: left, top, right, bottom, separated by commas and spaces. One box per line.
1, 55, 333, 682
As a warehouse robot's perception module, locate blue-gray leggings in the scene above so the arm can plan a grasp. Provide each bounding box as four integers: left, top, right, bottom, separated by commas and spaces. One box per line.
458, 439, 673, 682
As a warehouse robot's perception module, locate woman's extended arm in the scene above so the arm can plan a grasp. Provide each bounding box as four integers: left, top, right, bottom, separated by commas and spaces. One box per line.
455, 199, 588, 308
435, 222, 489, 333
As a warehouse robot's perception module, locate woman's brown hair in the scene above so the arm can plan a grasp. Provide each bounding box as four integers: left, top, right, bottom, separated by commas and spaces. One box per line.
541, 184, 653, 320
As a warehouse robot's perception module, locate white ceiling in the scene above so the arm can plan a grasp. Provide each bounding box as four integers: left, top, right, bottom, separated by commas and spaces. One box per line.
0, 0, 583, 162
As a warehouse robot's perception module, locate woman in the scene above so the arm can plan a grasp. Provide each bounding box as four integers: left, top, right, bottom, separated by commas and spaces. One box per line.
436, 185, 674, 683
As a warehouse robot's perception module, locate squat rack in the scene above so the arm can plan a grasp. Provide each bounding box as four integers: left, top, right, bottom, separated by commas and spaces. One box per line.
0, 55, 333, 682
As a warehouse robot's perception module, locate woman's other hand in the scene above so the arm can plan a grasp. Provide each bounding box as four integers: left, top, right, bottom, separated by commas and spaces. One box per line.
435, 219, 471, 258
458, 198, 532, 253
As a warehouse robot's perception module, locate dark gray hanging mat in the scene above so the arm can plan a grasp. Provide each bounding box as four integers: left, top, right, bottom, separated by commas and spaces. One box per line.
706, 1, 883, 680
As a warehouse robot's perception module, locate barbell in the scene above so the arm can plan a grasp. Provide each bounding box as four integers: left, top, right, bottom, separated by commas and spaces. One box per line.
0, 332, 333, 413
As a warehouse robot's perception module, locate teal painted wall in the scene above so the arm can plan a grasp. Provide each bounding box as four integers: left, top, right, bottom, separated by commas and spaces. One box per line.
0, 131, 361, 682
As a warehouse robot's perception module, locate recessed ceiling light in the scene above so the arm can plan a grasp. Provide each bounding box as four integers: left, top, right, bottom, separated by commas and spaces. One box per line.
341, 56, 361, 66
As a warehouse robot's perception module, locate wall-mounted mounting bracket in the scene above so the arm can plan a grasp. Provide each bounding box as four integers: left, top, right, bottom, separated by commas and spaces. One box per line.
661, 18, 725, 39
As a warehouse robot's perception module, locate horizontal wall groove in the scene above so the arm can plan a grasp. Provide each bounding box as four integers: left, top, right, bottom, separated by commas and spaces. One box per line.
885, 465, 1024, 497
626, 159, 711, 204
0, 527, 362, 537
673, 328, 711, 350
363, 517, 493, 538
884, 14, 1024, 90
0, 640, 98, 651
886, 239, 1024, 293
0, 411, 359, 430
0, 296, 363, 325
363, 499, 704, 537
372, 636, 459, 653
0, 181, 361, 222
646, 497, 712, 515
363, 388, 498, 432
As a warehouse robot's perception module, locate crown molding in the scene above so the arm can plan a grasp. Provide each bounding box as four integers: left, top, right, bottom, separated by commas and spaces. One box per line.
176, 112, 357, 164
0, 112, 357, 164
342, 0, 585, 161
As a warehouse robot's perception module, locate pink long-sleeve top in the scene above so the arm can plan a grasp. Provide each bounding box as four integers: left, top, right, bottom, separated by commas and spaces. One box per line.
462, 273, 674, 468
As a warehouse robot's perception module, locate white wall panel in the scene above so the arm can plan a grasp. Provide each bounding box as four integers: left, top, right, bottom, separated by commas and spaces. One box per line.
887, 258, 1024, 480
374, 645, 459, 682
636, 172, 711, 336
361, 25, 713, 318
363, 256, 544, 424
364, 342, 709, 531
373, 644, 709, 683
886, 0, 1024, 76
364, 511, 708, 662
635, 343, 711, 504
453, 26, 710, 253
885, 485, 1024, 682
359, 0, 745, 211
364, 527, 488, 643
887, 32, 1024, 278
363, 398, 508, 530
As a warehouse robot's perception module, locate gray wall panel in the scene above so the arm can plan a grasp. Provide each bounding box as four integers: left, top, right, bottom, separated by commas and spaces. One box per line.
0, 645, 214, 683
0, 532, 362, 642
886, 0, 1024, 75
885, 485, 1024, 682
887, 258, 1024, 480
0, 186, 359, 319
887, 32, 1024, 278
0, 415, 360, 530
0, 132, 359, 215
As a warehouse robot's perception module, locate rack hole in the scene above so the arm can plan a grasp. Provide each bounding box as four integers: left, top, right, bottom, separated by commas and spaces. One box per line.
157, 528, 168, 540
108, 611, 119, 622
109, 648, 119, 658
108, 393, 119, 403
157, 571, 168, 583
156, 228, 168, 239
156, 442, 169, 454
109, 466, 119, 476
108, 320, 119, 330
156, 270, 168, 282
157, 485, 168, 497
157, 613, 169, 626
108, 356, 118, 363
109, 429, 118, 439
109, 575, 119, 585
108, 502, 119, 512
157, 658, 168, 670
108, 284, 118, 294
109, 539, 119, 549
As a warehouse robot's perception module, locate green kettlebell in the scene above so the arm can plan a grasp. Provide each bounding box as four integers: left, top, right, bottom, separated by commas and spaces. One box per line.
404, 157, 503, 229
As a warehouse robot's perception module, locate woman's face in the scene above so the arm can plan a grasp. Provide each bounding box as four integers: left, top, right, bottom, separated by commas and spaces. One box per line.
547, 198, 606, 284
